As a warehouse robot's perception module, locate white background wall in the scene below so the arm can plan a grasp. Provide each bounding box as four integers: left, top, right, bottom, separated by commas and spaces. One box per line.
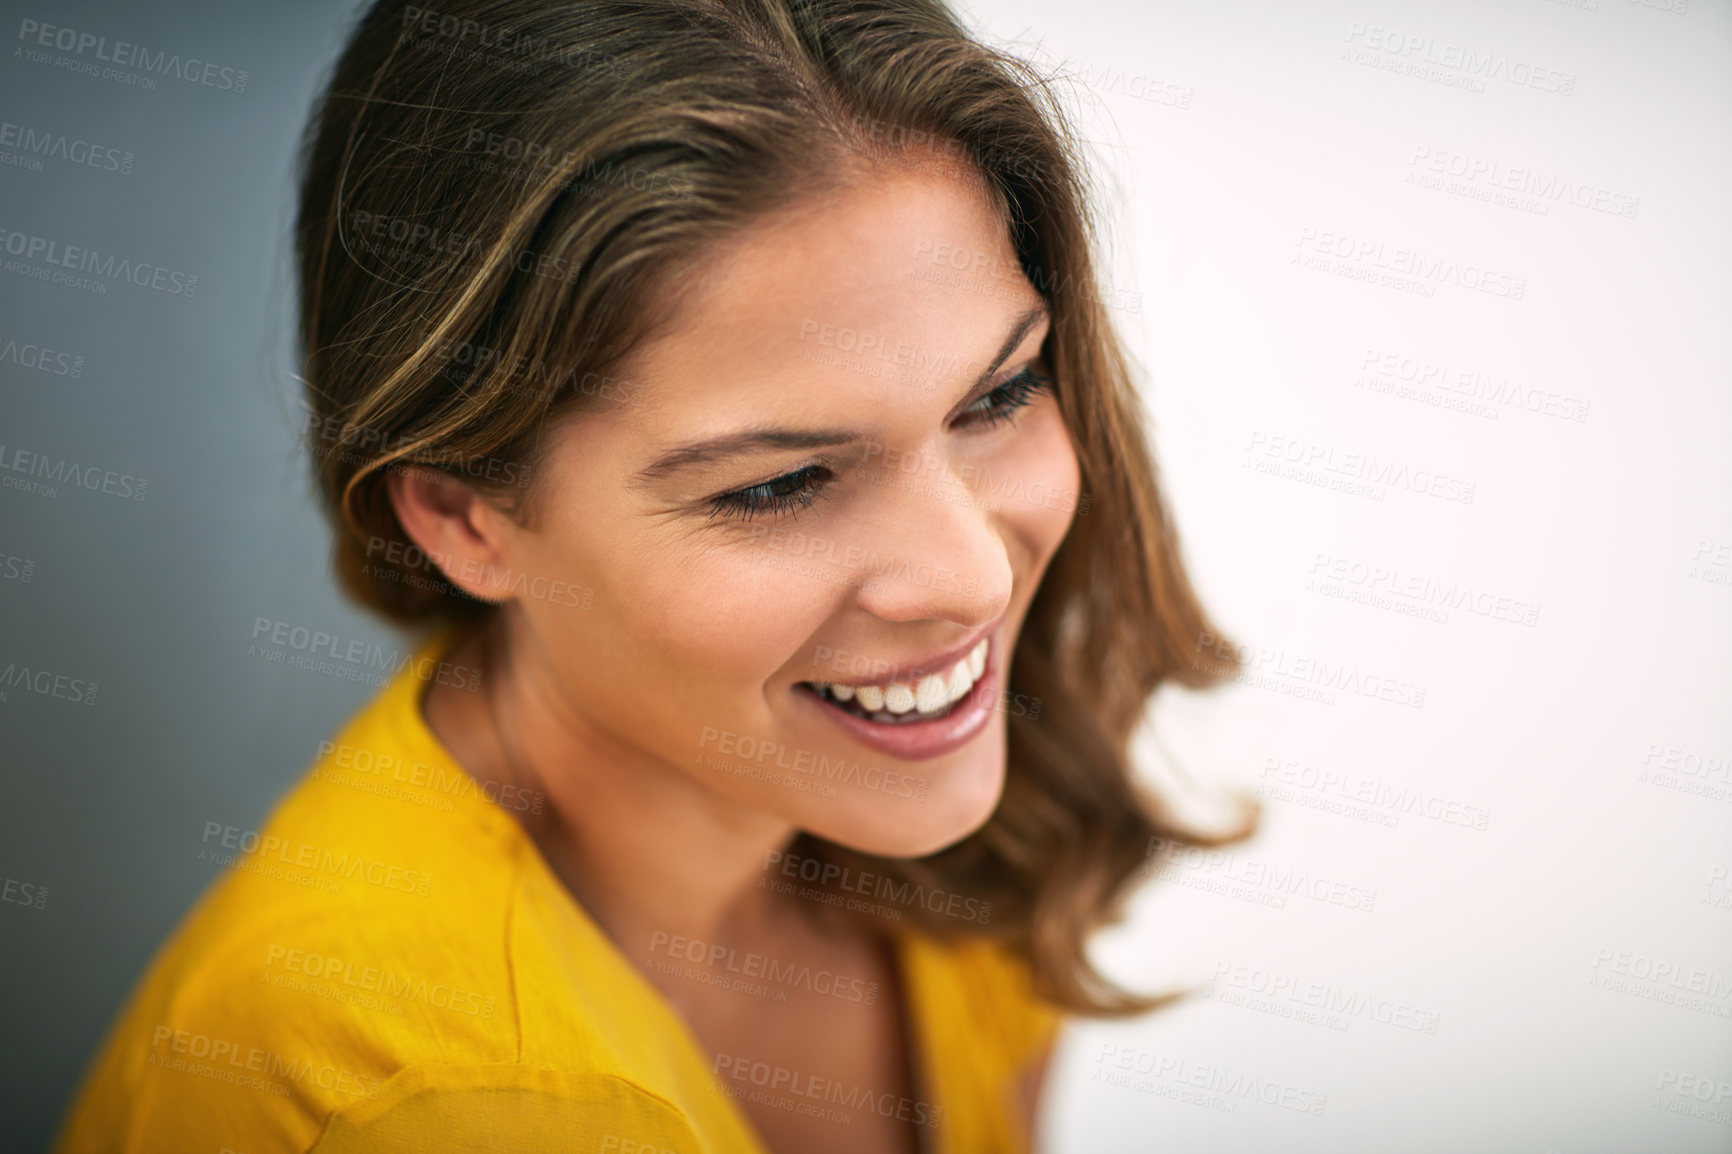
1, 1, 1725, 1150
950, 2, 1731, 1151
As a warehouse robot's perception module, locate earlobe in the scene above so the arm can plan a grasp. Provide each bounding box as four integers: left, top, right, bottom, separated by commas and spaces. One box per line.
384, 466, 514, 603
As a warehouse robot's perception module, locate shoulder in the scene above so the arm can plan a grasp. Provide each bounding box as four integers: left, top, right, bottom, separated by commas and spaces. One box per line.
307, 1065, 704, 1154
189, 632, 540, 1067
62, 771, 535, 1149
179, 705, 535, 1064
57, 666, 559, 1150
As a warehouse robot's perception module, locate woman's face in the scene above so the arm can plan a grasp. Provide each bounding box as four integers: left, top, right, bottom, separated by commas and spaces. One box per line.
487, 164, 1080, 857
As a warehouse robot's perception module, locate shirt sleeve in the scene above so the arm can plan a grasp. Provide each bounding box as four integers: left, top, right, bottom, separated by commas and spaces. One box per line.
307, 1064, 707, 1154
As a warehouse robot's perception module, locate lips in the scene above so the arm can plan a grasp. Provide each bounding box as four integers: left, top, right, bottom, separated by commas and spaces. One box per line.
814, 619, 999, 690
791, 628, 1002, 762
802, 636, 989, 723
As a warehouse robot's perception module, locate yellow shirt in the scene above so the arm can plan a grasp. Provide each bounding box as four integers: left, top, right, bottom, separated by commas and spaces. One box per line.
52, 630, 1060, 1154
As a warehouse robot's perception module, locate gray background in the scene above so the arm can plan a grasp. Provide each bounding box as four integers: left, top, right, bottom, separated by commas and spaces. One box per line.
1, 1, 397, 1146
3, 1, 1729, 1152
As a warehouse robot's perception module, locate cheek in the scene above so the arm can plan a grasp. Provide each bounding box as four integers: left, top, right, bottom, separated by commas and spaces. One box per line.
531, 513, 835, 698
994, 404, 1083, 557
651, 541, 838, 683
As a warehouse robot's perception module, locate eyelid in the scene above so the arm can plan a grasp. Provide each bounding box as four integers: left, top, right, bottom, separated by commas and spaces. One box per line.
707, 450, 842, 503
956, 362, 1032, 421
706, 461, 831, 521
705, 361, 1049, 511
960, 363, 1050, 412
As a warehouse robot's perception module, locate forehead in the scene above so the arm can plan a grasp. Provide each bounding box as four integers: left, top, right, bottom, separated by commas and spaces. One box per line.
616, 164, 1038, 420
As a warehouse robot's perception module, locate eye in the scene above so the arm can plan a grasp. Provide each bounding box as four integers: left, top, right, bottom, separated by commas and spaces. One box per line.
704, 368, 1053, 523
708, 463, 832, 522
956, 367, 1055, 429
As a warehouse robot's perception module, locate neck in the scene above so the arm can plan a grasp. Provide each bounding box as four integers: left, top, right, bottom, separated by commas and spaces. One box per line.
429, 609, 799, 957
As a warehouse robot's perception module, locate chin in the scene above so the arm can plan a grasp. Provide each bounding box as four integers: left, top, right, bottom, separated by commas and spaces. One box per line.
813, 748, 1006, 860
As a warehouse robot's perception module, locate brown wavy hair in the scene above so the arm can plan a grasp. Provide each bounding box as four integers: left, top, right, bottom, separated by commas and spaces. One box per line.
294, 0, 1255, 1016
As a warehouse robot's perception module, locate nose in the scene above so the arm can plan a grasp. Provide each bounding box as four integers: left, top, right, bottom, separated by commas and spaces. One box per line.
848, 446, 1014, 629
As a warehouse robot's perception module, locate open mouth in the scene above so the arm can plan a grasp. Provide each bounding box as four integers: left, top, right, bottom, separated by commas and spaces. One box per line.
798, 682, 965, 725
796, 637, 989, 727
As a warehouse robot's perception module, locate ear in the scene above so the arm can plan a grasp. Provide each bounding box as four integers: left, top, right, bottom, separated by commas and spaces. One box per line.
385, 466, 519, 603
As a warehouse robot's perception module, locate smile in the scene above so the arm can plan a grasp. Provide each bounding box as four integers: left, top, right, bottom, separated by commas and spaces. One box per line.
800, 638, 989, 725
792, 633, 1000, 762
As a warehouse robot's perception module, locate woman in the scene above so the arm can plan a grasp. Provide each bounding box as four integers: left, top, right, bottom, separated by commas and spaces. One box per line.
53, 1, 1250, 1150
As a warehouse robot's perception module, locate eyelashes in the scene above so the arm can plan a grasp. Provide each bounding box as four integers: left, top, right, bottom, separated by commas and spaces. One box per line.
706, 462, 833, 522
706, 367, 1055, 523
955, 366, 1051, 430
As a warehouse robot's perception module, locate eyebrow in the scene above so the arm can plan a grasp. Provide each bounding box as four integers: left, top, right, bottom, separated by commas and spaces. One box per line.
633, 302, 1050, 483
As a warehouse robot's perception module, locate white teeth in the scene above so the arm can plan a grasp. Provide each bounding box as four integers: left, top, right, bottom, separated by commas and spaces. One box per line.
814, 636, 991, 718
915, 673, 949, 713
